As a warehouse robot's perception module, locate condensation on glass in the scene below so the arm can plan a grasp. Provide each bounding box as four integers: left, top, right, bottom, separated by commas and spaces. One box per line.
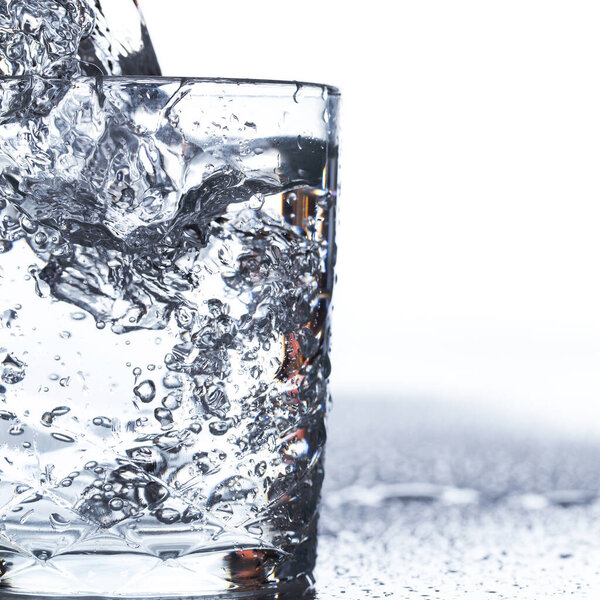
0, 77, 340, 597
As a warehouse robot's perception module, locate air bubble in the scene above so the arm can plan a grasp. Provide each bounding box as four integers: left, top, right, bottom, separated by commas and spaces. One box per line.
163, 373, 183, 389
134, 380, 156, 403
188, 422, 202, 434
109, 498, 124, 511
246, 523, 263, 536
174, 306, 195, 330
34, 232, 48, 246
33, 550, 50, 561
162, 391, 182, 410
156, 508, 180, 524
20, 216, 37, 234
209, 420, 229, 436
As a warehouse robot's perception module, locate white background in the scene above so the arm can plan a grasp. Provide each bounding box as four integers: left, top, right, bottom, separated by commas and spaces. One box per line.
142, 0, 600, 432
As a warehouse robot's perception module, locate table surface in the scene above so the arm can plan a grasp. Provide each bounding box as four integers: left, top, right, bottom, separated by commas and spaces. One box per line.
313, 397, 600, 599
9, 397, 600, 600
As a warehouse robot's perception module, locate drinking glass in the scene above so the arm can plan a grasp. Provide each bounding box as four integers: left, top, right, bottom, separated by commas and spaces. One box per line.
0, 76, 339, 598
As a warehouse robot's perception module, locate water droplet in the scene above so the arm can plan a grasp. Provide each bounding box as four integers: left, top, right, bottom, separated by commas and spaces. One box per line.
70, 312, 86, 321
19, 509, 33, 523
49, 513, 70, 530
1, 353, 26, 385
42, 406, 70, 426
51, 432, 74, 443
293, 83, 302, 103
1, 309, 17, 328
92, 416, 111, 428
59, 331, 71, 339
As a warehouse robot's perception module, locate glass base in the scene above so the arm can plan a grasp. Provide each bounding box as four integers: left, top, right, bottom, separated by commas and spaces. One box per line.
0, 550, 313, 598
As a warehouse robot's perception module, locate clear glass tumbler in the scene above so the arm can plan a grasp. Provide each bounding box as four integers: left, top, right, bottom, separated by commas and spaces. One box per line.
0, 77, 339, 598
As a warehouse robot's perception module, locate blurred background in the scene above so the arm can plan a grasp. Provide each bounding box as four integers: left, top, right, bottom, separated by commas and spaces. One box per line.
142, 0, 600, 434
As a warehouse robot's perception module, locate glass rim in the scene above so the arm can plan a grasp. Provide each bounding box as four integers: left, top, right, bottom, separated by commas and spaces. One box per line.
0, 75, 341, 97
